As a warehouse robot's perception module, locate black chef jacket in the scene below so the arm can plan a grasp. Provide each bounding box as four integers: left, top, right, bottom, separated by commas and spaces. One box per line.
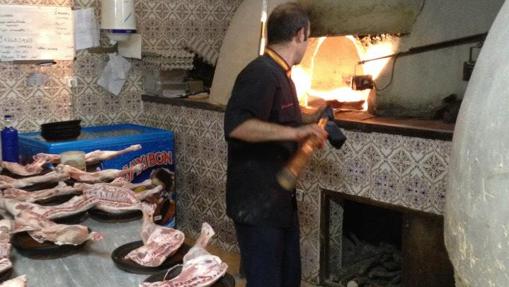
224, 49, 303, 228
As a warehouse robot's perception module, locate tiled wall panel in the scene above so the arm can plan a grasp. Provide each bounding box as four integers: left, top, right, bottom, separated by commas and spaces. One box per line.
142, 102, 452, 284
0, 0, 239, 130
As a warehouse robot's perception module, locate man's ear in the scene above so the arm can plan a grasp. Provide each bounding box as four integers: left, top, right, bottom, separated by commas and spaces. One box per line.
296, 27, 306, 43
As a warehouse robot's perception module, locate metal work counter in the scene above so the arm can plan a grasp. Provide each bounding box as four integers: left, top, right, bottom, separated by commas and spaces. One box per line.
10, 217, 148, 287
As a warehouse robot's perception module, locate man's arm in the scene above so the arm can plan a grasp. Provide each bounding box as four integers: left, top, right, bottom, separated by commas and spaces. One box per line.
300, 96, 327, 124
229, 119, 327, 143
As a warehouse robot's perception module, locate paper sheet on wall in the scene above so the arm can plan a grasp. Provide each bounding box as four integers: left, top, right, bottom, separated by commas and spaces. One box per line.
98, 54, 131, 96
0, 4, 74, 61
73, 8, 99, 51
118, 33, 142, 59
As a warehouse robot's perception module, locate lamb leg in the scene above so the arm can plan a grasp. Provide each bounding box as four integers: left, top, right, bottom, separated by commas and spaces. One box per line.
1, 156, 48, 176
33, 144, 142, 166
85, 144, 142, 164
59, 164, 143, 183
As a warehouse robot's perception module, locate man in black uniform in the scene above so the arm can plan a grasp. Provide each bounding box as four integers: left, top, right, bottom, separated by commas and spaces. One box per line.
224, 3, 328, 287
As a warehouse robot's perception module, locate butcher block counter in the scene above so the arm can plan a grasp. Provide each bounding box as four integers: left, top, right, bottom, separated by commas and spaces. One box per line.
9, 218, 243, 286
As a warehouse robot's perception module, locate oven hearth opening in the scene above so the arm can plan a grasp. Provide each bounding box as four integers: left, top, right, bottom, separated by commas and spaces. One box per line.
320, 190, 455, 287
321, 191, 402, 287
293, 34, 400, 113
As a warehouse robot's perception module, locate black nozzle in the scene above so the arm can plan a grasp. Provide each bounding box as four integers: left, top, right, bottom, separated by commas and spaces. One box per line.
325, 121, 347, 150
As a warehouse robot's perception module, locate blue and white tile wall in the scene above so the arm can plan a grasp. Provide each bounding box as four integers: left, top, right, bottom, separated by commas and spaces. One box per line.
142, 102, 452, 284
0, 0, 239, 130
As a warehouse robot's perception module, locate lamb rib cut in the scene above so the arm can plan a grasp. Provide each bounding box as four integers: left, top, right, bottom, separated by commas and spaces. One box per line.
125, 203, 184, 267
2, 194, 98, 219
140, 223, 228, 287
14, 210, 103, 246
1, 182, 81, 203
78, 182, 141, 214
0, 219, 13, 273
0, 275, 27, 287
1, 156, 48, 176
58, 164, 143, 183
0, 170, 70, 189
0, 258, 12, 274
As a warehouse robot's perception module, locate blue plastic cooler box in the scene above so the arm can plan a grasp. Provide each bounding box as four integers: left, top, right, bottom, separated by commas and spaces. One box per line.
19, 124, 176, 226
19, 124, 175, 182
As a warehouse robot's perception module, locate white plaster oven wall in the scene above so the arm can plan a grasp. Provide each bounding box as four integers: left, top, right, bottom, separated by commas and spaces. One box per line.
445, 1, 509, 286
375, 0, 504, 117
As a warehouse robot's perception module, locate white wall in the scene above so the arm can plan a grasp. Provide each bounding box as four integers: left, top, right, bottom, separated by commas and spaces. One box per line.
445, 0, 509, 285
375, 0, 504, 117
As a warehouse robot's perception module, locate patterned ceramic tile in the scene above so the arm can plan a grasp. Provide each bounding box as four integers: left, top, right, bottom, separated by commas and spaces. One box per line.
0, 0, 239, 131
328, 199, 344, 273
135, 0, 240, 69
141, 102, 452, 285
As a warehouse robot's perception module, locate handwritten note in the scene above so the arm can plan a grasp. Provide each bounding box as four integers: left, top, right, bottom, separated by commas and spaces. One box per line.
73, 8, 99, 51
0, 5, 74, 61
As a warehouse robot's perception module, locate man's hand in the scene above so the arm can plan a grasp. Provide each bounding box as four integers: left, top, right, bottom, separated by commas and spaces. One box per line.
300, 97, 327, 124
294, 124, 328, 148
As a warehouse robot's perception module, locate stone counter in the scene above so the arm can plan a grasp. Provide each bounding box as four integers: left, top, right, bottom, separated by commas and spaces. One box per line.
10, 218, 146, 287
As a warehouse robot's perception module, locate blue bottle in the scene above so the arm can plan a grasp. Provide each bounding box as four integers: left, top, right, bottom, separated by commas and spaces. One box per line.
1, 115, 19, 163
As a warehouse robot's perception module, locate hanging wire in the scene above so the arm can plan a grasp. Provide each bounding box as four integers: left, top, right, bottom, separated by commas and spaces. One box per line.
375, 55, 400, 92
416, 0, 427, 18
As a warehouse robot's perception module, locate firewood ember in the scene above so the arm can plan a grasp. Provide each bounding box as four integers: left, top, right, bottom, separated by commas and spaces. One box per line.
327, 100, 365, 110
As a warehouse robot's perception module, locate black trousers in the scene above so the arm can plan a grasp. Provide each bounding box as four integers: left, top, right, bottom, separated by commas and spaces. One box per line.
234, 214, 301, 287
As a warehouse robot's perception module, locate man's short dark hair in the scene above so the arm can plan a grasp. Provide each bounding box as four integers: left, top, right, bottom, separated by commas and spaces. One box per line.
267, 2, 310, 45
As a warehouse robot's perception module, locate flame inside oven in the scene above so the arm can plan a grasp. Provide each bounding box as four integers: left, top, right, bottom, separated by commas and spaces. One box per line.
292, 35, 399, 111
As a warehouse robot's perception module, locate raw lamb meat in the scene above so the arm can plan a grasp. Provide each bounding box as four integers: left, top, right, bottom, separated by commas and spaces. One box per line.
140, 223, 228, 287
34, 144, 142, 165
0, 176, 15, 189
0, 243, 10, 262
0, 220, 11, 244
14, 210, 103, 246
33, 153, 61, 165
77, 183, 141, 214
0, 219, 13, 273
1, 156, 48, 176
0, 258, 12, 274
0, 182, 81, 203
134, 185, 163, 201
58, 164, 143, 183
124, 203, 184, 267
85, 144, 142, 164
0, 275, 27, 287
4, 180, 156, 218
110, 177, 154, 190
0, 171, 70, 189
182, 223, 216, 263
1, 194, 98, 219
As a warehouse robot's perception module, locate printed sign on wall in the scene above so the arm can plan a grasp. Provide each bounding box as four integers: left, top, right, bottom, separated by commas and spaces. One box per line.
0, 4, 74, 61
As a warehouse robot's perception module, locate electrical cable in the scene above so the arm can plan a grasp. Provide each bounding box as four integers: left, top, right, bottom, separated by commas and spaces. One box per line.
417, 0, 427, 18
375, 55, 400, 91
